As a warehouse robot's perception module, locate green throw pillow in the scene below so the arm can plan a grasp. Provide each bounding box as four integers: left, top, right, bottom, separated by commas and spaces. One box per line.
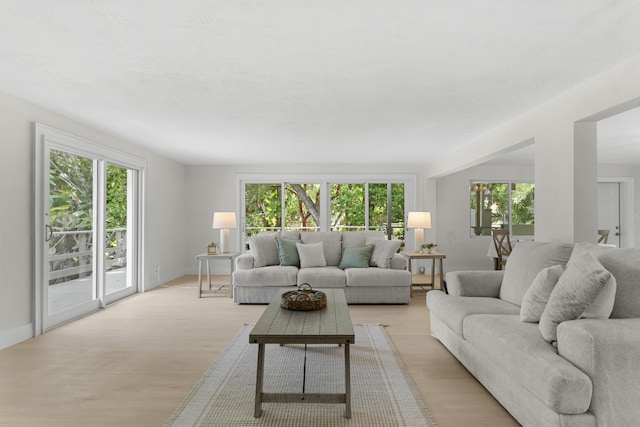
276, 238, 301, 267
339, 244, 375, 269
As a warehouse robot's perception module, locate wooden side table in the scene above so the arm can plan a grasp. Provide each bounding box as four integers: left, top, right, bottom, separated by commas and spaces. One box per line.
401, 251, 447, 295
195, 252, 239, 298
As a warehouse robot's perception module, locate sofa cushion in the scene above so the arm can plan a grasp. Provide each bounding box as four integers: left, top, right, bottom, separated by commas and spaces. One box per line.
464, 314, 593, 414
500, 241, 574, 307
297, 266, 346, 288
275, 238, 300, 267
296, 242, 327, 268
300, 232, 342, 266
539, 253, 615, 343
338, 244, 375, 269
233, 265, 298, 287
426, 292, 519, 336
572, 242, 640, 319
346, 268, 410, 287
520, 265, 564, 322
281, 230, 300, 240
366, 237, 402, 268
341, 231, 385, 248
249, 234, 280, 267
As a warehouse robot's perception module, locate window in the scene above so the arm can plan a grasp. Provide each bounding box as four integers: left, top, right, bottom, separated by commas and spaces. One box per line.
241, 175, 412, 247
470, 181, 535, 237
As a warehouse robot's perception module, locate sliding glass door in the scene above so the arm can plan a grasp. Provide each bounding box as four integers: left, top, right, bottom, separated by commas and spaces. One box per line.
35, 124, 145, 332
46, 149, 98, 320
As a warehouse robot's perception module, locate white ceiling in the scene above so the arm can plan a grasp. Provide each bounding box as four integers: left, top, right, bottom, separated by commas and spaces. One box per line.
1, 1, 640, 166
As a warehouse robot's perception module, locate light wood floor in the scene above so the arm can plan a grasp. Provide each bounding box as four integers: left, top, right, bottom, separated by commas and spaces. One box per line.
0, 276, 520, 427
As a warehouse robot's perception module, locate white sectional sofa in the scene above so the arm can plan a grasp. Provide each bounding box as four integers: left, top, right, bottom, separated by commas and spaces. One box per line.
427, 241, 640, 427
233, 230, 411, 304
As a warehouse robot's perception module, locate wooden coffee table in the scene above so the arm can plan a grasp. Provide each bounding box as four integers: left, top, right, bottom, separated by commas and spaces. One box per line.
249, 288, 355, 418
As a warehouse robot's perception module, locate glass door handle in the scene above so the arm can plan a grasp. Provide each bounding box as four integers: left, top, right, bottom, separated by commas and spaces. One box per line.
45, 224, 53, 242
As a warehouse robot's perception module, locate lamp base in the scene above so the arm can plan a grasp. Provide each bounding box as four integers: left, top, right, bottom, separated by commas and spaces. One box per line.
220, 228, 230, 254
414, 228, 425, 252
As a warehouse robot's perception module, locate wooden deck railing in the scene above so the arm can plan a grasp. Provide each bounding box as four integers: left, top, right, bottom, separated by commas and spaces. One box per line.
48, 228, 126, 285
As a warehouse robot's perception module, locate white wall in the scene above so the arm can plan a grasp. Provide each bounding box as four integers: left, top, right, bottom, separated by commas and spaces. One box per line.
0, 90, 186, 349
184, 164, 427, 273
435, 164, 534, 272
424, 55, 640, 244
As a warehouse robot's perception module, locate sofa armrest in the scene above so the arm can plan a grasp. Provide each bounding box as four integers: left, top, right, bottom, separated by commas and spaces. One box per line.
235, 253, 255, 270
558, 318, 640, 427
390, 253, 408, 270
445, 271, 504, 297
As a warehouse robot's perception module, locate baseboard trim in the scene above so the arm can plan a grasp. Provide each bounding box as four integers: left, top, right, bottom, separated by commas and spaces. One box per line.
0, 322, 33, 350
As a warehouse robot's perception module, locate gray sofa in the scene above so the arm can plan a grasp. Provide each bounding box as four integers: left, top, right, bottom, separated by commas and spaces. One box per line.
426, 241, 640, 427
233, 230, 411, 304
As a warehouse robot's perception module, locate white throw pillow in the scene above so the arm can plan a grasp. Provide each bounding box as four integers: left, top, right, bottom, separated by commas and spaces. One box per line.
365, 237, 402, 268
249, 235, 279, 267
296, 242, 327, 269
539, 253, 616, 344
520, 265, 565, 322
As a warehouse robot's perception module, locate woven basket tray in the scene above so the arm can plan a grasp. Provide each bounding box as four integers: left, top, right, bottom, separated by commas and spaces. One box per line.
281, 283, 327, 311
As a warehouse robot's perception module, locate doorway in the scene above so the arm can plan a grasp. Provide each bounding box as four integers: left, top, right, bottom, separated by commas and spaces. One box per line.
35, 124, 146, 333
598, 178, 634, 248
597, 182, 620, 247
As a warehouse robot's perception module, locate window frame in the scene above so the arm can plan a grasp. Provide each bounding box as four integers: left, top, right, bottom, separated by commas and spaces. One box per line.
469, 180, 535, 238
236, 173, 416, 250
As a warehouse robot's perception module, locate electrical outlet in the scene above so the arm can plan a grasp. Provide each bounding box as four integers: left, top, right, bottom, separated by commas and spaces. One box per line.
419, 267, 425, 274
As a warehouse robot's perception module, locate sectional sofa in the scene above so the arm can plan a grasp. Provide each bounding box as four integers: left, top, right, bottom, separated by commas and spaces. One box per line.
427, 241, 640, 427
232, 230, 411, 304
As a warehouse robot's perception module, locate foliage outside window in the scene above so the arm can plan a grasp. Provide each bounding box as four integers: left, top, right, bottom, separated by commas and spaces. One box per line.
470, 182, 535, 237
244, 181, 405, 243
48, 151, 129, 284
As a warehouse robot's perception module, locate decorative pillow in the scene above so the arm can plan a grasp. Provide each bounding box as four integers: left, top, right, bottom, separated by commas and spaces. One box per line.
339, 244, 375, 269
539, 253, 615, 344
249, 235, 279, 267
581, 274, 617, 319
296, 242, 327, 269
520, 265, 564, 322
275, 238, 301, 267
365, 237, 401, 268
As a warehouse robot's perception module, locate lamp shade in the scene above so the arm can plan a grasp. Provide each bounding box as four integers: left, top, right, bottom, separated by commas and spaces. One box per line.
407, 212, 432, 229
212, 212, 237, 229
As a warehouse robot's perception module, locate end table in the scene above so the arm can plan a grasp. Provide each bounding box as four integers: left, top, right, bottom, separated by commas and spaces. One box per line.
401, 251, 447, 295
195, 252, 239, 298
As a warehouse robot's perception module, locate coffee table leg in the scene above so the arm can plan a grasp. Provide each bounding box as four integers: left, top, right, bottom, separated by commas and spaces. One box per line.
345, 343, 351, 418
254, 343, 265, 417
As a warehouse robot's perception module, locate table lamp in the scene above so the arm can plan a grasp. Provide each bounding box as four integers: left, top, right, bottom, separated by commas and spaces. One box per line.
407, 211, 432, 251
212, 212, 237, 254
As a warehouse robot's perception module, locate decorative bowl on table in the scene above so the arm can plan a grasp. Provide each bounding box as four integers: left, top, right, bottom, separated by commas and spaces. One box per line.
281, 283, 327, 311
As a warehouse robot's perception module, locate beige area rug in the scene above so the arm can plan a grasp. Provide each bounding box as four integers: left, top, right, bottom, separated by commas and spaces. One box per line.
165, 324, 436, 427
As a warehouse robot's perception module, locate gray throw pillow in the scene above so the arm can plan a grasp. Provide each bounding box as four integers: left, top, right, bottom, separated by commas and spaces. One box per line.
539, 253, 615, 344
581, 274, 617, 319
520, 265, 564, 322
365, 237, 401, 268
275, 238, 301, 267
296, 242, 327, 268
249, 234, 279, 267
339, 244, 375, 269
